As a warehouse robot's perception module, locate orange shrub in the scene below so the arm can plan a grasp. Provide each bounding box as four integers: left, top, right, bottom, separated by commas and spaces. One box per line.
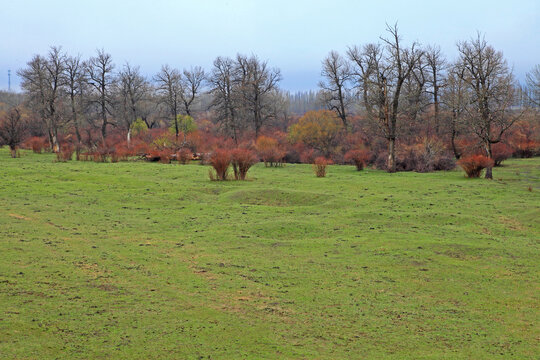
313, 156, 331, 177
255, 135, 285, 167
344, 149, 372, 171
457, 155, 494, 178
231, 148, 258, 180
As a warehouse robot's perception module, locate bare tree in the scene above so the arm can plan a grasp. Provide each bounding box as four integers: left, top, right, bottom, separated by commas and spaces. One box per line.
425, 45, 447, 135
403, 53, 429, 125
18, 46, 66, 152
441, 63, 468, 159
318, 51, 352, 129
0, 107, 27, 158
235, 54, 282, 139
180, 66, 205, 117
64, 54, 86, 154
208, 56, 242, 143
154, 65, 182, 139
117, 63, 150, 143
457, 34, 519, 179
348, 24, 422, 172
526, 64, 540, 107
85, 49, 116, 141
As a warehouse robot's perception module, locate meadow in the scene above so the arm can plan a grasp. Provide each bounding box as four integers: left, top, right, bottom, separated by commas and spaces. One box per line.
0, 149, 538, 359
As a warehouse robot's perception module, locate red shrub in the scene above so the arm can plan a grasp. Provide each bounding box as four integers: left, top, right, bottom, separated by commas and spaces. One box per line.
115, 144, 135, 161
344, 149, 371, 171
457, 155, 494, 178
56, 144, 74, 162
391, 138, 455, 172
92, 151, 109, 163
491, 143, 513, 166
313, 157, 332, 177
453, 138, 482, 158
110, 151, 120, 163
231, 148, 258, 180
209, 149, 232, 181
27, 136, 47, 153
176, 148, 193, 164
132, 140, 151, 157
299, 148, 316, 164
146, 149, 173, 163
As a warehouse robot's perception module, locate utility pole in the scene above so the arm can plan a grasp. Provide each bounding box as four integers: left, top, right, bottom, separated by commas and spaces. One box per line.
8, 69, 11, 92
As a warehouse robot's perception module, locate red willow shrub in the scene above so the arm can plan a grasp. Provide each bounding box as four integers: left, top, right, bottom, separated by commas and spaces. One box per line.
176, 148, 193, 164
146, 149, 172, 163
231, 148, 258, 180
27, 136, 47, 153
457, 155, 494, 178
344, 149, 371, 171
313, 156, 331, 177
115, 144, 134, 161
209, 149, 232, 181
491, 143, 513, 166
299, 148, 316, 164
92, 151, 109, 163
56, 144, 74, 162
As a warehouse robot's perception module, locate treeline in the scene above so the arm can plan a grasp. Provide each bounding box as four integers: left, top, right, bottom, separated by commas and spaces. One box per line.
1, 24, 539, 179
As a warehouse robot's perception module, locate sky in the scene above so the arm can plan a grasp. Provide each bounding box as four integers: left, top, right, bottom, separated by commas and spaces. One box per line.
1, 0, 539, 92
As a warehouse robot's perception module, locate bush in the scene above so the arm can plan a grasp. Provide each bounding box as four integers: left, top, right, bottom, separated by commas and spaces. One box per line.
299, 148, 316, 164
56, 145, 74, 162
176, 148, 193, 165
92, 150, 109, 163
313, 157, 331, 177
27, 136, 47, 153
110, 151, 120, 163
231, 148, 258, 180
512, 140, 539, 158
492, 143, 513, 166
115, 143, 135, 161
209, 149, 231, 181
255, 136, 285, 167
457, 155, 494, 178
344, 149, 371, 171
392, 138, 455, 172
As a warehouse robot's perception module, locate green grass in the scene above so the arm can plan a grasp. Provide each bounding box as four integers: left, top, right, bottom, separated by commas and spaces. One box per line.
0, 149, 539, 359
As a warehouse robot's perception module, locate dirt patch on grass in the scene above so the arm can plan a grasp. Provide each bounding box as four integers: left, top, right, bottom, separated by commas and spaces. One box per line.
226, 189, 330, 207
9, 213, 31, 221
498, 216, 526, 232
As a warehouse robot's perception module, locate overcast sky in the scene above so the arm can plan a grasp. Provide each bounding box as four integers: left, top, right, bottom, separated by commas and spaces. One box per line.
1, 0, 539, 91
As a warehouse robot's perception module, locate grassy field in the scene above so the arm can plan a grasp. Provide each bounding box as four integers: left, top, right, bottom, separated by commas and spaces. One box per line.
0, 149, 538, 359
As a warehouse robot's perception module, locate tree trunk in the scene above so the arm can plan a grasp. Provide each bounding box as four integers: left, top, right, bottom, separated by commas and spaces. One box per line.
52, 132, 60, 153
485, 142, 493, 179
387, 137, 396, 173
48, 130, 55, 152
451, 112, 461, 159
127, 128, 132, 146
10, 146, 17, 158
101, 121, 107, 145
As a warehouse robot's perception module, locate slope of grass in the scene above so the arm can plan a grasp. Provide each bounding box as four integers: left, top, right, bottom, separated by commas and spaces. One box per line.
0, 149, 539, 359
